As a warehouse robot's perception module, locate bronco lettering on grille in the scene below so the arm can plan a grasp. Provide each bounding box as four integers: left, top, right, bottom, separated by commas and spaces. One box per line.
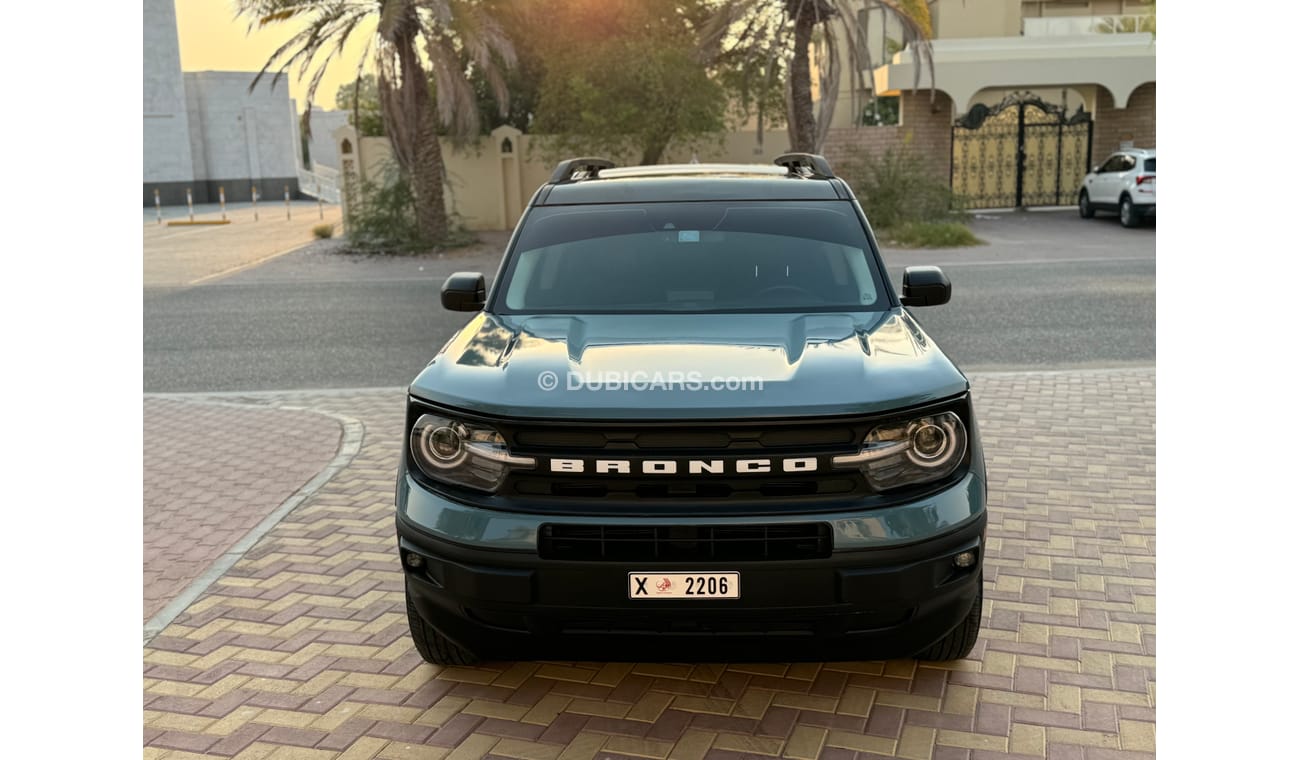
546, 457, 819, 475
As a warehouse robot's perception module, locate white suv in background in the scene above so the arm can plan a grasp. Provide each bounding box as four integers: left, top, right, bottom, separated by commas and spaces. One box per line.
1078, 148, 1155, 228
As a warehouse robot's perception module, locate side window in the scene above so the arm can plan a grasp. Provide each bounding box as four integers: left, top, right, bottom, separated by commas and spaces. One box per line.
1118, 155, 1137, 173
1100, 155, 1125, 173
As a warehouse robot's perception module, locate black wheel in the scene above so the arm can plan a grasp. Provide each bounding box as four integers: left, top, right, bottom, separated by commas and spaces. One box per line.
1078, 190, 1095, 219
1119, 195, 1141, 228
914, 576, 982, 661
406, 583, 478, 666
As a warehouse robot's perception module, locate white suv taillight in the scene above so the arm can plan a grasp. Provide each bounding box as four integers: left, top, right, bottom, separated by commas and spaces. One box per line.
1135, 174, 1155, 185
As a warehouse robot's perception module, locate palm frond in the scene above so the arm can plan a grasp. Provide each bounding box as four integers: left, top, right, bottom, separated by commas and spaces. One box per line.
442, 2, 517, 120
813, 19, 840, 151
246, 3, 368, 94
875, 0, 932, 38
424, 32, 480, 137
375, 50, 416, 169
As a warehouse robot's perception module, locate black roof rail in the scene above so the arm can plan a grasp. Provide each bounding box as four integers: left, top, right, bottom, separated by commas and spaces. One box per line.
549, 157, 616, 183
774, 153, 835, 178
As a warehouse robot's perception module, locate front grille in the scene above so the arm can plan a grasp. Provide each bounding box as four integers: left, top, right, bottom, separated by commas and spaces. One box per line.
538, 523, 833, 562
499, 416, 873, 506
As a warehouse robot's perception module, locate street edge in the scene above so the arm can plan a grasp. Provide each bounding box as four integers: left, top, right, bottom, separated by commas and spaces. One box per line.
143, 402, 366, 646
185, 238, 319, 286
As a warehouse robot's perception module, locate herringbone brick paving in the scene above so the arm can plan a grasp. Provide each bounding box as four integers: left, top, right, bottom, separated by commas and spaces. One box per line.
143, 368, 1155, 759
144, 399, 343, 621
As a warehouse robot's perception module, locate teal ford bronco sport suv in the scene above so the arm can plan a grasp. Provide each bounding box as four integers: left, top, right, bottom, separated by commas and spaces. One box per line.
396, 155, 986, 664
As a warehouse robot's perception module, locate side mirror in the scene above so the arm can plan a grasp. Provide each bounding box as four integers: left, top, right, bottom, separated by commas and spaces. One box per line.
441, 271, 486, 311
1092, 165, 1103, 174
900, 266, 951, 307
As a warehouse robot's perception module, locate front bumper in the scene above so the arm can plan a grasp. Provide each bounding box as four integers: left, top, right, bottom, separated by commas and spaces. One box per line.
396, 472, 987, 660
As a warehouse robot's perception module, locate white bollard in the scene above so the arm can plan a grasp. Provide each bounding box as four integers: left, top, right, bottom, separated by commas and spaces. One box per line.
186, 188, 194, 222
219, 186, 226, 222
154, 188, 162, 225
284, 185, 291, 220
252, 186, 259, 221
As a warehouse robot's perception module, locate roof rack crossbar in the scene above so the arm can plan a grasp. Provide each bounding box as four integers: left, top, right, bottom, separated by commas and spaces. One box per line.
550, 157, 616, 183
774, 153, 835, 179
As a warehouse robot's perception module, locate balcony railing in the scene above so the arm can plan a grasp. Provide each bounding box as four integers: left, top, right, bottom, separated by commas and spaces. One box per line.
1023, 14, 1155, 37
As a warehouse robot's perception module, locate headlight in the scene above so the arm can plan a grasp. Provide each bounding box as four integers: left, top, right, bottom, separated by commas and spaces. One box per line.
410, 413, 534, 492
832, 411, 967, 490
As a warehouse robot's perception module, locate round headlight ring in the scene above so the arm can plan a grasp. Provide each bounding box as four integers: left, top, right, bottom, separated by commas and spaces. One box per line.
902, 413, 965, 469
911, 422, 949, 461
418, 421, 467, 468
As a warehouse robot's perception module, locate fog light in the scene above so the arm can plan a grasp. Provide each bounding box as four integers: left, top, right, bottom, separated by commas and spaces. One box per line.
404, 552, 424, 569
953, 550, 977, 568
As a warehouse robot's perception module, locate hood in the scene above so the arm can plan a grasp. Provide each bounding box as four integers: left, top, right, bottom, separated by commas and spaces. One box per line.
409, 311, 968, 419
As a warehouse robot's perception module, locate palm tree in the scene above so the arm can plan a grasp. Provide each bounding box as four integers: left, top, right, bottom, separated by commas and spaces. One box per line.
236, 0, 516, 243
702, 0, 935, 154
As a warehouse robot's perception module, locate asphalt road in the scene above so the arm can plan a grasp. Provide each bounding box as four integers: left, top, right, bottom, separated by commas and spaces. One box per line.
144, 211, 1155, 392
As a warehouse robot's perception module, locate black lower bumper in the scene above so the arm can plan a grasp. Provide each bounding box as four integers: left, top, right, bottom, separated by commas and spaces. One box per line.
397, 511, 985, 661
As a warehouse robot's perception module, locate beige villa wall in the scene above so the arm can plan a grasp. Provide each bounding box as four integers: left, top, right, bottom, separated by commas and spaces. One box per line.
335, 126, 797, 232
821, 91, 956, 185
1093, 81, 1156, 158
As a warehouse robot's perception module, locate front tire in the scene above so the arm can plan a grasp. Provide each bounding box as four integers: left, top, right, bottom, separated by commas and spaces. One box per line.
1119, 195, 1141, 228
406, 583, 479, 666
1078, 190, 1095, 219
914, 576, 983, 661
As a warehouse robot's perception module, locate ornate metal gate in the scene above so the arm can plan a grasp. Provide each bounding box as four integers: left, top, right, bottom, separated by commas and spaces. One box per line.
950, 93, 1093, 209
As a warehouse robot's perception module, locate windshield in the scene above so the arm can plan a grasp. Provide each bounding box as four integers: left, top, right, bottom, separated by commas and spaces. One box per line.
493, 202, 888, 314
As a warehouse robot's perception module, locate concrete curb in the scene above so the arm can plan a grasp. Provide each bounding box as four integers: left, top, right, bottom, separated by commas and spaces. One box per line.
143, 401, 366, 645
186, 239, 318, 286
144, 386, 406, 400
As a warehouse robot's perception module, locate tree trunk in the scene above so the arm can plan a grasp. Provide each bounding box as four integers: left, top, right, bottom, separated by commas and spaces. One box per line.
787, 6, 818, 154
393, 34, 449, 243
409, 116, 449, 243
640, 135, 671, 165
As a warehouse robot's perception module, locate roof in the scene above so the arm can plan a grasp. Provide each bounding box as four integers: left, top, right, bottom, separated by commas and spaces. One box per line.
598, 163, 788, 179
542, 175, 842, 204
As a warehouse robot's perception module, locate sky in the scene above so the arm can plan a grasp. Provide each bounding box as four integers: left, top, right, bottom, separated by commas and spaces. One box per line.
174, 0, 372, 111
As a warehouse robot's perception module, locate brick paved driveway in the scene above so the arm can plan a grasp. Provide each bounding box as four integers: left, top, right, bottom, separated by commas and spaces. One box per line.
144, 399, 345, 623
143, 369, 1155, 760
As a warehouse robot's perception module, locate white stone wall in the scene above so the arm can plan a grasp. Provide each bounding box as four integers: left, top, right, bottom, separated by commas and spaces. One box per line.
305, 108, 351, 171
183, 72, 300, 182
143, 0, 195, 183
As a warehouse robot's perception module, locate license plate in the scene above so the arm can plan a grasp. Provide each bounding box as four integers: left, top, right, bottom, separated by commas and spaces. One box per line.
628, 572, 739, 599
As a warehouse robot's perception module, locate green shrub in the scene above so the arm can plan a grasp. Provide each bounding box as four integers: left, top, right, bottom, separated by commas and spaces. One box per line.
312, 223, 334, 239
836, 141, 984, 247
880, 221, 983, 248
838, 143, 961, 229
344, 163, 477, 253
345, 165, 430, 252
